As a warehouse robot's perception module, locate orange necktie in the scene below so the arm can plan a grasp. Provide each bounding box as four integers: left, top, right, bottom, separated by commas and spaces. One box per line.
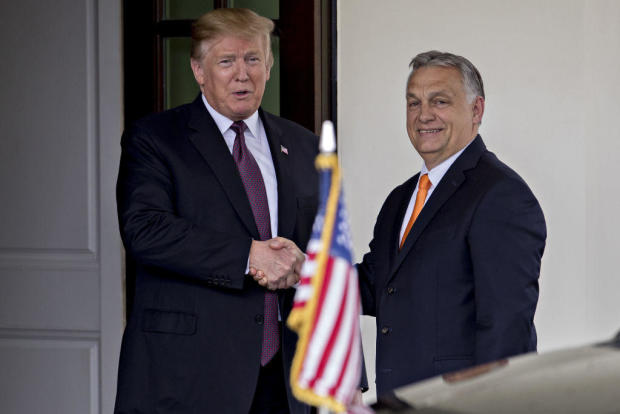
400, 174, 431, 249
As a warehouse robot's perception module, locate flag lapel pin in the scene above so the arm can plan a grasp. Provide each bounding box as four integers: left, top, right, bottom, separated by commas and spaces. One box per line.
280, 145, 289, 155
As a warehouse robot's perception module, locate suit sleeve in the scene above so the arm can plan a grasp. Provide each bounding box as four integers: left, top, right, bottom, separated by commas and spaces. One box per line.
357, 241, 378, 317
469, 176, 546, 363
357, 190, 399, 317
116, 125, 251, 290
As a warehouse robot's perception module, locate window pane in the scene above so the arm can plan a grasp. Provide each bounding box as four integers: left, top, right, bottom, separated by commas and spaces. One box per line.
163, 0, 213, 20
229, 0, 278, 20
164, 38, 198, 109
262, 35, 279, 115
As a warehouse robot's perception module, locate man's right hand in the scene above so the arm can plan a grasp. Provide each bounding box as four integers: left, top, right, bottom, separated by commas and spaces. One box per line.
248, 237, 305, 290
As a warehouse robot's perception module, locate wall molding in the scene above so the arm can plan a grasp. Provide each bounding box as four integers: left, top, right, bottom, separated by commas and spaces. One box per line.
0, 248, 98, 270
0, 327, 100, 341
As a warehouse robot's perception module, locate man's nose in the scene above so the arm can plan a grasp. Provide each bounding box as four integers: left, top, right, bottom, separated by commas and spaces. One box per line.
419, 102, 435, 122
234, 61, 250, 81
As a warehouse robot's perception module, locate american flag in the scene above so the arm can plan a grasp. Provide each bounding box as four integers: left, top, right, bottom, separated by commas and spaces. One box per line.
287, 147, 363, 413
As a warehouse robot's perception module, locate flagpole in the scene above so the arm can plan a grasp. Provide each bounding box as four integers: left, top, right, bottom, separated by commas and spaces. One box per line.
318, 123, 339, 414
318, 122, 337, 414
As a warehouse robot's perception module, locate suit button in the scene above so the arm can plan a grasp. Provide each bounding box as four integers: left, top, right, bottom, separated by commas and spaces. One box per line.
387, 287, 395, 295
381, 326, 390, 335
255, 314, 264, 325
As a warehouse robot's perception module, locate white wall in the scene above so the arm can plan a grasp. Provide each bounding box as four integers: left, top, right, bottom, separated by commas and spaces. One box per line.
338, 0, 620, 401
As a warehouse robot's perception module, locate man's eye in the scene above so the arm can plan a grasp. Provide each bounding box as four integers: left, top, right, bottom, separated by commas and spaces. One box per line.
219, 59, 233, 66
435, 99, 448, 105
247, 56, 260, 64
408, 101, 420, 108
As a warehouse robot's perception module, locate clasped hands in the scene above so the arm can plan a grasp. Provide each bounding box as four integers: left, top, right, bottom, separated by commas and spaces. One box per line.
248, 237, 305, 290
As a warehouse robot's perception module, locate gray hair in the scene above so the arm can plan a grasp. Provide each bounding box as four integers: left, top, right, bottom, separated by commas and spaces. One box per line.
408, 51, 485, 102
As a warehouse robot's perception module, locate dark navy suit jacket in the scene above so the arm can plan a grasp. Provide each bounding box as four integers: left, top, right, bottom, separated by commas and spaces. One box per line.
114, 95, 319, 413
358, 136, 546, 396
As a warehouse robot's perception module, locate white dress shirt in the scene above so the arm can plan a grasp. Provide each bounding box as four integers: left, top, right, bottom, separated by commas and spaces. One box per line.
399, 140, 474, 242
202, 96, 284, 318
201, 95, 279, 238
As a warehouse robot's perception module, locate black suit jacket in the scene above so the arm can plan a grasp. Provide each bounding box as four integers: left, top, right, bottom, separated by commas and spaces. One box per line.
358, 136, 546, 396
114, 95, 319, 413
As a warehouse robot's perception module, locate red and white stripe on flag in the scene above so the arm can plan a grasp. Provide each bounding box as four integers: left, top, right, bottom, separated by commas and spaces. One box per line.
298, 254, 361, 395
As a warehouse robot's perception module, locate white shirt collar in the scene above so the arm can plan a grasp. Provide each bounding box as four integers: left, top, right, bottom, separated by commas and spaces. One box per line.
201, 94, 261, 139
421, 138, 475, 187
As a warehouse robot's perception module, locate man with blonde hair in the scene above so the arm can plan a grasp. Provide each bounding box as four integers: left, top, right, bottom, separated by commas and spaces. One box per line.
115, 8, 319, 413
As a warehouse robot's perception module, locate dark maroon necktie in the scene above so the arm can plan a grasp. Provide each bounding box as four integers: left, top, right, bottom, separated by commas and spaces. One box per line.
230, 121, 279, 366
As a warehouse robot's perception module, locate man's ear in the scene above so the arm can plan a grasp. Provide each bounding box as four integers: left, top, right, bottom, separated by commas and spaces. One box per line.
190, 58, 204, 86
472, 96, 485, 124
265, 63, 271, 82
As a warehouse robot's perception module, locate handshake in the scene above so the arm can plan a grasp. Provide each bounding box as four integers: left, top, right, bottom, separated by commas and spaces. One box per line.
248, 237, 305, 290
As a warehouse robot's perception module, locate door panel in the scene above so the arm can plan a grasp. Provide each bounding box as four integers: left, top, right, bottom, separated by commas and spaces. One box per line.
0, 0, 123, 412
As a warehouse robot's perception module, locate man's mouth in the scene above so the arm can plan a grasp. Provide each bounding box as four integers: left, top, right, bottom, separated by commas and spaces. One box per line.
418, 128, 443, 135
233, 90, 251, 97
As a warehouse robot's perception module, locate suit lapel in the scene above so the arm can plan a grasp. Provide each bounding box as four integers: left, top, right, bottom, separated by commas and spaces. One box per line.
260, 110, 296, 239
187, 96, 260, 239
388, 136, 487, 280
